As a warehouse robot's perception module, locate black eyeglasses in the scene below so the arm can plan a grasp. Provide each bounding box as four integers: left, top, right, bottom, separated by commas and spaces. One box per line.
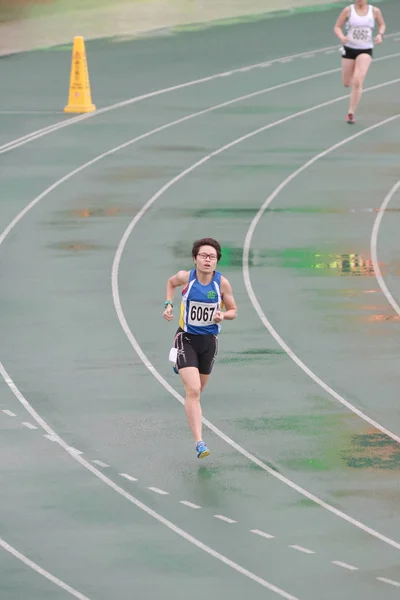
197, 252, 218, 261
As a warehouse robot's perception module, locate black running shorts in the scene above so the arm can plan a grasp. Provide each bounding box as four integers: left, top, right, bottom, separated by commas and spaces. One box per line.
174, 328, 218, 375
342, 46, 373, 60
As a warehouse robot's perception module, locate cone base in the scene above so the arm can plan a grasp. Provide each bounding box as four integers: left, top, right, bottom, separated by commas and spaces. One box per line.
64, 104, 96, 114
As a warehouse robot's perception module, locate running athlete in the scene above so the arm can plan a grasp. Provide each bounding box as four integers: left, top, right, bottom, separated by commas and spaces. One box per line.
162, 238, 237, 459
334, 1, 386, 124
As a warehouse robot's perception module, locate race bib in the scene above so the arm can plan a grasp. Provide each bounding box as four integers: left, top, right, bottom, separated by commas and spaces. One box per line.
350, 27, 372, 43
188, 301, 217, 327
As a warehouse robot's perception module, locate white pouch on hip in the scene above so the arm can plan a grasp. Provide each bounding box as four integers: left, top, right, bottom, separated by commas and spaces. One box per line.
168, 347, 178, 363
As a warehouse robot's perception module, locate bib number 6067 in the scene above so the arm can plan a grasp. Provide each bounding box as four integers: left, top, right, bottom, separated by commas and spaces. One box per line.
190, 305, 215, 322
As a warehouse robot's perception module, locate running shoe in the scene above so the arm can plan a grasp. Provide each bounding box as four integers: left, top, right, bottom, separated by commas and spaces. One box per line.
196, 441, 210, 459
346, 113, 355, 124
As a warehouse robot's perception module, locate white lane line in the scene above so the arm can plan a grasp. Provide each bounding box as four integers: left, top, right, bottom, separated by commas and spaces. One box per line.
243, 121, 400, 447
22, 422, 37, 430
376, 577, 400, 588
2, 409, 16, 417
111, 82, 400, 548
43, 434, 58, 441
120, 473, 138, 482
214, 515, 237, 524
92, 460, 109, 468
0, 537, 90, 600
1, 35, 399, 156
250, 529, 275, 540
331, 561, 358, 571
289, 545, 315, 555
148, 487, 169, 495
68, 447, 84, 455
0, 375, 299, 599
180, 501, 201, 509
371, 179, 400, 316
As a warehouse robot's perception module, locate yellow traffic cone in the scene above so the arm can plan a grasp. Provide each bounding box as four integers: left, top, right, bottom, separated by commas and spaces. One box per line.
64, 36, 96, 114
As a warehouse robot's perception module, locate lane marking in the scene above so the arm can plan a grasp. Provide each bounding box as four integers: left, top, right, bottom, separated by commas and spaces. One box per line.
8, 410, 396, 583
0, 367, 301, 600
376, 577, 400, 588
148, 487, 169, 495
371, 179, 400, 316
331, 561, 358, 571
0, 536, 90, 599
2, 409, 16, 417
243, 124, 400, 447
68, 447, 84, 455
251, 530, 275, 540
214, 515, 237, 524
120, 473, 138, 482
289, 545, 315, 555
92, 460, 109, 468
180, 500, 201, 509
22, 422, 37, 430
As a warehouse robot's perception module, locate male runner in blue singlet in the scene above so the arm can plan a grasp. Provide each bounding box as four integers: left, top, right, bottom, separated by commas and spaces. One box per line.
163, 238, 237, 459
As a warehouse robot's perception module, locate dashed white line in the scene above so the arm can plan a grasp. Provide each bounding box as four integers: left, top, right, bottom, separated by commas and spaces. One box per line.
2, 409, 16, 417
332, 561, 358, 571
1, 367, 301, 599
22, 422, 37, 430
250, 529, 275, 540
214, 515, 237, 524
148, 487, 169, 495
289, 545, 315, 555
92, 460, 109, 468
43, 434, 58, 442
377, 577, 400, 588
180, 501, 201, 509
120, 473, 138, 482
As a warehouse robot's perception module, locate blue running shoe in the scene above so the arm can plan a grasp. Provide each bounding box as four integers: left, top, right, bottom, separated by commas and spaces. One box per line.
196, 441, 210, 459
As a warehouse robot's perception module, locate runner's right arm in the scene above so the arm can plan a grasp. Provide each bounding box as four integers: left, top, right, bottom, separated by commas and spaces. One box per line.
163, 270, 190, 321
334, 6, 350, 44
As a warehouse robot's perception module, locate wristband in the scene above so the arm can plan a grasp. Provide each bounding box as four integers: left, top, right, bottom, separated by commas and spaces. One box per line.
164, 300, 173, 308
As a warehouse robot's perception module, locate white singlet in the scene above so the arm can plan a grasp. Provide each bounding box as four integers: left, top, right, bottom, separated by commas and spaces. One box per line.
345, 4, 375, 49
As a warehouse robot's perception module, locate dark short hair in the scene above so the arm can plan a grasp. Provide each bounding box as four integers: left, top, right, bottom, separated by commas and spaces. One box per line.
192, 238, 222, 261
